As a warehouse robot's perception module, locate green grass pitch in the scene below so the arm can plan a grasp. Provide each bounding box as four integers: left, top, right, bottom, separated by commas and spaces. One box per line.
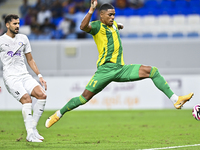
0, 109, 200, 150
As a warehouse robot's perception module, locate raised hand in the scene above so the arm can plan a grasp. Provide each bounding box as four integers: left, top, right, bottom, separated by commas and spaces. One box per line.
91, 0, 98, 10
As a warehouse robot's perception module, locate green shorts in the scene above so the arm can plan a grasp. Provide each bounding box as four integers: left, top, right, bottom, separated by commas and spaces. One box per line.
86, 63, 141, 94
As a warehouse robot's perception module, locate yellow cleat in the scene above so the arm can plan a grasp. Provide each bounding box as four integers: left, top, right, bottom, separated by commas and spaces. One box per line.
174, 92, 194, 109
45, 110, 60, 128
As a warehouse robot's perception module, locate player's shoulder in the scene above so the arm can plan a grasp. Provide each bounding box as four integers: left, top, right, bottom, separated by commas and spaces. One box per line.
0, 33, 5, 39
16, 33, 28, 39
90, 20, 101, 25
0, 34, 6, 44
16, 34, 30, 43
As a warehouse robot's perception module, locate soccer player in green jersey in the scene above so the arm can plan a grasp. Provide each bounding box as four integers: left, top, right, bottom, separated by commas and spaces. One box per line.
45, 0, 194, 128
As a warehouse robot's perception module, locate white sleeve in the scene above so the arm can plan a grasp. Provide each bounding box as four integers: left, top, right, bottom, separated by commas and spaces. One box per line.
24, 35, 32, 54
0, 45, 2, 52
0, 37, 3, 52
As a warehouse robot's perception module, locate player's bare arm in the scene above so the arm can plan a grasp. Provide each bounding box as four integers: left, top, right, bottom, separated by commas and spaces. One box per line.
25, 52, 47, 90
80, 0, 98, 33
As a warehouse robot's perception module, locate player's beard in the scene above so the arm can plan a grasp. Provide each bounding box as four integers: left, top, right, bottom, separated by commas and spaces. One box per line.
9, 27, 19, 35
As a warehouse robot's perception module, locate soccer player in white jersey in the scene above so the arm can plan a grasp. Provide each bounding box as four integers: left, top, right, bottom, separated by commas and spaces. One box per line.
0, 14, 47, 142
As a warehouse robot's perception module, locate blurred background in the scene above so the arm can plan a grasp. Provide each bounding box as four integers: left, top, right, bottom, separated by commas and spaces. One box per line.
0, 0, 200, 110
0, 0, 200, 40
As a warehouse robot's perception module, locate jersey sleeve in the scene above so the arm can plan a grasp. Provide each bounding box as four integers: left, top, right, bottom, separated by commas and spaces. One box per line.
89, 21, 101, 36
0, 37, 3, 52
23, 35, 32, 54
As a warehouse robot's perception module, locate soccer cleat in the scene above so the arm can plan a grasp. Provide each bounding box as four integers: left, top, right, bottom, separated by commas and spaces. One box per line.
33, 128, 44, 141
26, 132, 42, 142
174, 92, 194, 109
45, 110, 60, 128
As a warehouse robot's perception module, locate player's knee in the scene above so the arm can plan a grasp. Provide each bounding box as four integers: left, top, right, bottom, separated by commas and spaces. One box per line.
149, 66, 159, 78
82, 89, 95, 101
37, 92, 47, 99
146, 66, 153, 74
139, 65, 152, 78
20, 93, 32, 104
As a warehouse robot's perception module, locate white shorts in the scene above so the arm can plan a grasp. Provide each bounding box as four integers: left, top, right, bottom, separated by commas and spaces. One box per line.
3, 74, 40, 101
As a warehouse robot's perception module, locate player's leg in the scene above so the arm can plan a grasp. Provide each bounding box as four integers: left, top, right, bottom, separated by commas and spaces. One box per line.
31, 85, 46, 140
45, 77, 105, 128
45, 63, 113, 128
139, 65, 194, 109
3, 77, 42, 142
60, 89, 95, 115
20, 94, 42, 142
45, 89, 95, 128
139, 65, 174, 98
24, 74, 46, 140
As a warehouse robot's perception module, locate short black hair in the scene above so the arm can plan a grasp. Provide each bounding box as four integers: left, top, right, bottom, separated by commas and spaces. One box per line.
99, 3, 114, 11
5, 14, 19, 24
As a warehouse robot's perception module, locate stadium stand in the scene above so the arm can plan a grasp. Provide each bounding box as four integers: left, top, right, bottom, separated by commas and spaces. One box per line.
0, 0, 200, 39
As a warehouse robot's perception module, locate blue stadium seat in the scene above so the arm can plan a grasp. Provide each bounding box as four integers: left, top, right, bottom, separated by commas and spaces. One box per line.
152, 8, 163, 16
189, 0, 200, 7
157, 33, 169, 38
173, 7, 190, 15
115, 8, 125, 16
137, 8, 149, 16
174, 0, 189, 8
187, 32, 199, 38
115, 8, 138, 16
137, 8, 160, 16
188, 7, 200, 15
144, 0, 158, 8
127, 33, 138, 38
124, 8, 137, 16
160, 7, 176, 16
142, 33, 154, 38
146, 8, 162, 16
159, 0, 173, 8
172, 33, 184, 38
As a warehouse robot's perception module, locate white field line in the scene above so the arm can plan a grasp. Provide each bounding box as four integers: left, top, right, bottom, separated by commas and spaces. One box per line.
140, 144, 200, 150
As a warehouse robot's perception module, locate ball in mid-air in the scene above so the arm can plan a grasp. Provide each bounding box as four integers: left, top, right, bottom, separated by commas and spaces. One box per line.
192, 104, 200, 120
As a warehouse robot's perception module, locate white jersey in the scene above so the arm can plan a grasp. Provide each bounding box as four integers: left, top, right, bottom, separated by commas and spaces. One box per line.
0, 33, 31, 79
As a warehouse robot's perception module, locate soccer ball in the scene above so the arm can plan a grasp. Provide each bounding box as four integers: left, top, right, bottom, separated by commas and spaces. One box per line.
192, 104, 200, 120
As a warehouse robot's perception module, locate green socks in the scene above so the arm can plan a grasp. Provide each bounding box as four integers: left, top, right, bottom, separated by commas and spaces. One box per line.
150, 67, 174, 99
60, 95, 88, 115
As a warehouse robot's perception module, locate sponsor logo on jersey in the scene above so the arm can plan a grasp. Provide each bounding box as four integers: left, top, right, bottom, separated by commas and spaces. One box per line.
7, 50, 21, 57
18, 42, 23, 46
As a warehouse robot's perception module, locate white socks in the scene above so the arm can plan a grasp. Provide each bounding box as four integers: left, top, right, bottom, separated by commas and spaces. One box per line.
33, 100, 46, 128
170, 94, 179, 104
57, 110, 62, 118
22, 103, 34, 133
22, 100, 46, 135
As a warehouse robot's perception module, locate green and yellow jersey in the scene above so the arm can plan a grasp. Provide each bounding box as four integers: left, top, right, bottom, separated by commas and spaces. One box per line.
89, 20, 125, 67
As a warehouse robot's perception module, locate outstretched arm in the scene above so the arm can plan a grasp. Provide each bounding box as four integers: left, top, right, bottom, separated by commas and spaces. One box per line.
80, 0, 98, 33
25, 52, 47, 90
